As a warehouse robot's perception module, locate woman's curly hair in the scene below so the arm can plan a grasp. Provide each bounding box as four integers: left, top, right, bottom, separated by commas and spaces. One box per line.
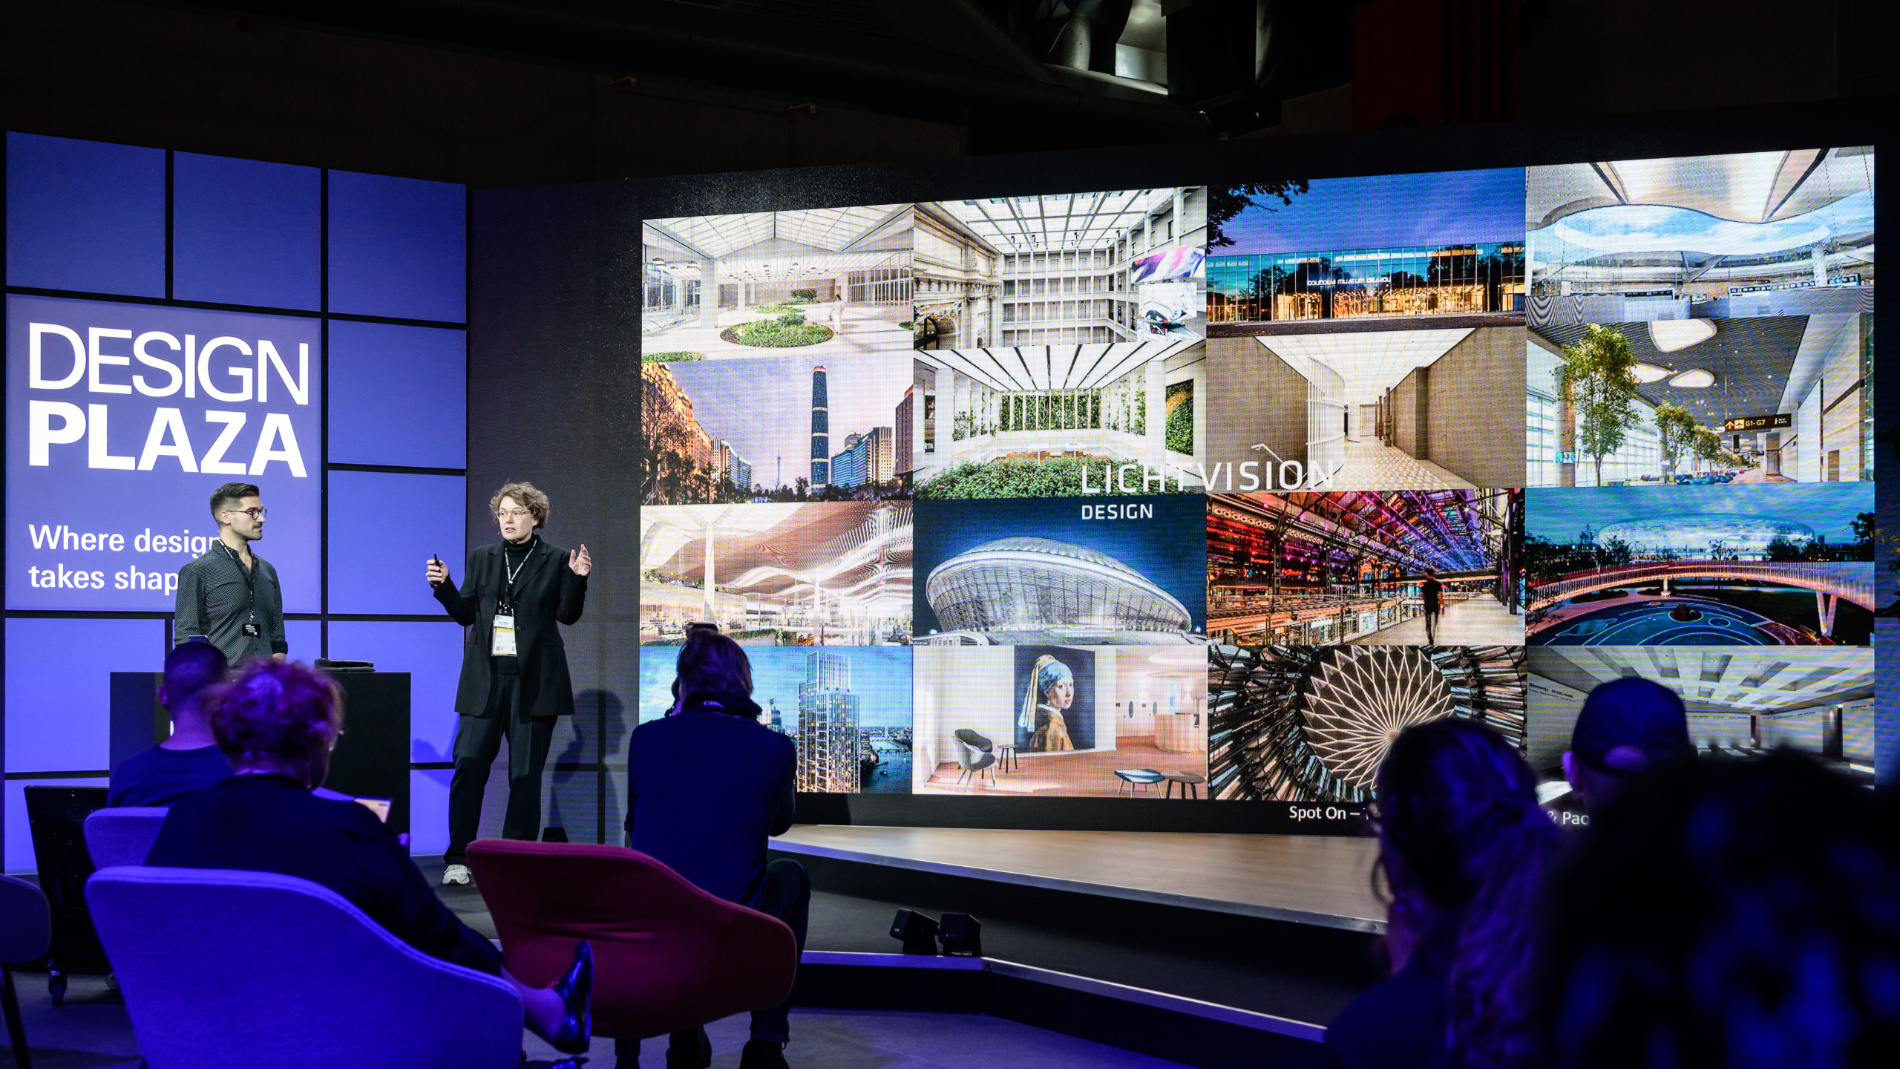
207, 659, 343, 784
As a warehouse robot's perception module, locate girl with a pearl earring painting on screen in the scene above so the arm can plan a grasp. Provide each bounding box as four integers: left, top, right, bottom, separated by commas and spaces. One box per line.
1018, 654, 1078, 752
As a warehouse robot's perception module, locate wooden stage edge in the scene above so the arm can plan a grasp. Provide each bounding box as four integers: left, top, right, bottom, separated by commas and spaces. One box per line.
773, 825, 1388, 934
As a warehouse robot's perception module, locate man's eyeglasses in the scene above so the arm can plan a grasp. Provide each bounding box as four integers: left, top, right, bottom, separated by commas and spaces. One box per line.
222, 507, 268, 520
497, 508, 534, 520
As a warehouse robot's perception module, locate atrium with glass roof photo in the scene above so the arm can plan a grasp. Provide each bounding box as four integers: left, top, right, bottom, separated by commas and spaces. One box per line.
907, 339, 1204, 497
914, 187, 1205, 349
642, 204, 914, 359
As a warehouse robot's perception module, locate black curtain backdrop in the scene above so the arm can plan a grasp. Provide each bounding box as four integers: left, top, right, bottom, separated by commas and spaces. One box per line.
470, 180, 642, 844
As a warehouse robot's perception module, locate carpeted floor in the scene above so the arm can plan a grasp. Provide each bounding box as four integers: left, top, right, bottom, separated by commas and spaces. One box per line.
2, 969, 1193, 1069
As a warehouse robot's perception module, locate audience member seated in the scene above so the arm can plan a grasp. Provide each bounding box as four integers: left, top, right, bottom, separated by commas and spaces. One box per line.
1327, 718, 1561, 1069
145, 659, 594, 1053
1561, 677, 1695, 816
626, 627, 805, 1069
1537, 749, 1899, 1066
108, 641, 234, 806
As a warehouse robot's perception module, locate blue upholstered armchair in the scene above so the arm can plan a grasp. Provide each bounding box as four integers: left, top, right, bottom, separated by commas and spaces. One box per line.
86, 866, 524, 1069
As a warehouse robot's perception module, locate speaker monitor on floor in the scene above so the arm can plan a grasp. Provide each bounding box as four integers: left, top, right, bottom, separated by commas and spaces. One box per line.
938, 912, 982, 957
889, 909, 940, 955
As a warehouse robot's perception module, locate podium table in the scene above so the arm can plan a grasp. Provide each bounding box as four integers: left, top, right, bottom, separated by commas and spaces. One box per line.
109, 670, 412, 834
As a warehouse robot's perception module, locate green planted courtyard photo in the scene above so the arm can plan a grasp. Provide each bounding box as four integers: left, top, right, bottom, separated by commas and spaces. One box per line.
916, 455, 1193, 499
721, 311, 834, 348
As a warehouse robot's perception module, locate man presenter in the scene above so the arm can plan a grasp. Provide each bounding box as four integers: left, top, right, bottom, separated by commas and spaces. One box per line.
174, 482, 287, 665
428, 482, 591, 887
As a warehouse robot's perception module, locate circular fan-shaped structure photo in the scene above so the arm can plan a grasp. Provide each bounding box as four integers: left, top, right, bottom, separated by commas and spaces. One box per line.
1300, 648, 1457, 793
1207, 644, 1526, 804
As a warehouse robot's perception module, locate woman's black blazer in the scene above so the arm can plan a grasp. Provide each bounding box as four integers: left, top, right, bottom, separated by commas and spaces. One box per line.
433, 539, 587, 719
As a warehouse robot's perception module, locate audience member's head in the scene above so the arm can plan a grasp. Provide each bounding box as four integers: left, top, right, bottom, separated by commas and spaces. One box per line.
1377, 717, 1561, 1069
1563, 677, 1693, 813
671, 627, 754, 713
1539, 749, 1900, 1067
206, 660, 343, 789
159, 640, 229, 721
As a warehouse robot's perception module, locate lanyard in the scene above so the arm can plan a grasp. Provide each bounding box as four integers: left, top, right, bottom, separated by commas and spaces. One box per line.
500, 539, 536, 612
218, 541, 258, 626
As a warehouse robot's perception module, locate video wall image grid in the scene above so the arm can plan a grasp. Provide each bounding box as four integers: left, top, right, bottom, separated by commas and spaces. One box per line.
626, 134, 1888, 811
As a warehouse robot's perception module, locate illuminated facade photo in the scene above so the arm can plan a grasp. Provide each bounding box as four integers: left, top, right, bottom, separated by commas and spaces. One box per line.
912, 495, 1207, 645
915, 188, 1207, 348
642, 204, 914, 359
1206, 168, 1526, 330
1527, 147, 1874, 326
1207, 242, 1524, 325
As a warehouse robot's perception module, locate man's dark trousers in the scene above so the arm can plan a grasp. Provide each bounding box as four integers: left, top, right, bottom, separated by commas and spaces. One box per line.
446, 673, 555, 864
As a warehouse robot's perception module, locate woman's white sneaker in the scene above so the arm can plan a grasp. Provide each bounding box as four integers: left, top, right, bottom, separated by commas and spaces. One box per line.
441, 863, 472, 886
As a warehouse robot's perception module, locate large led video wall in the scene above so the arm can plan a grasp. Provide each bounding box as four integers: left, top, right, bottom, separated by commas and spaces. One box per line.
640, 145, 1886, 823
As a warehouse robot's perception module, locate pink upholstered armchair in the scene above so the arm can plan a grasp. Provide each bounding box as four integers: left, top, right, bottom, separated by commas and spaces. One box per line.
466, 840, 798, 1043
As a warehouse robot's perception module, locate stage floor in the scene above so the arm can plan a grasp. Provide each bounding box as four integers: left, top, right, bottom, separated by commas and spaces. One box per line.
773, 825, 1386, 932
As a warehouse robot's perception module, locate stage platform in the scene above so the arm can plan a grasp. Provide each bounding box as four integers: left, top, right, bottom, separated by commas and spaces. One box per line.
435, 828, 1388, 1069
771, 825, 1385, 932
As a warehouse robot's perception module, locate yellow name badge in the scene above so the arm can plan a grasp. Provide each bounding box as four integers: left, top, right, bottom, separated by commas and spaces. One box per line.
491, 613, 517, 656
